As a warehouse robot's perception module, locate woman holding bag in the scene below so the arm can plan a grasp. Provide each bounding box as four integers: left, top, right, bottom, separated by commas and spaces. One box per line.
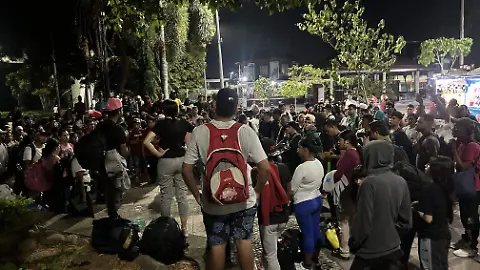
451, 118, 480, 258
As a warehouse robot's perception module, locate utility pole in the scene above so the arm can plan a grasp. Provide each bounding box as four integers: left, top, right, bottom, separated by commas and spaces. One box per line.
215, 10, 225, 88
237, 63, 242, 80
460, 0, 465, 66
50, 33, 61, 110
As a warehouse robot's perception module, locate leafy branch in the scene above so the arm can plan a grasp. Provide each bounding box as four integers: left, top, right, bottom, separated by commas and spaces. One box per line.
418, 37, 473, 74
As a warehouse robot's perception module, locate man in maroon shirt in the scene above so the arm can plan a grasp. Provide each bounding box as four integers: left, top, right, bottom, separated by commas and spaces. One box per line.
332, 130, 361, 261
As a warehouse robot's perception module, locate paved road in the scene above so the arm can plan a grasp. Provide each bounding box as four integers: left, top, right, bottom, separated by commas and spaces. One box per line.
42, 185, 479, 270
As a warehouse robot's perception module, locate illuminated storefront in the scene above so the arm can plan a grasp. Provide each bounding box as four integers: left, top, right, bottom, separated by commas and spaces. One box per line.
432, 75, 480, 116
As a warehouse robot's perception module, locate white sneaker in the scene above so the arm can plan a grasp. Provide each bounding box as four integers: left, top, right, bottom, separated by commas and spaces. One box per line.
294, 262, 313, 270
453, 248, 477, 258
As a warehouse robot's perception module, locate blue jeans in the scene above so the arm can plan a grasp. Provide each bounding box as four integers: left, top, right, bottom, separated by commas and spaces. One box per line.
294, 196, 325, 254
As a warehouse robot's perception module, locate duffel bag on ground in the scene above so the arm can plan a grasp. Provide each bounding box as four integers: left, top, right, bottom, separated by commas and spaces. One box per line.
277, 228, 303, 270
91, 217, 140, 261
138, 216, 186, 265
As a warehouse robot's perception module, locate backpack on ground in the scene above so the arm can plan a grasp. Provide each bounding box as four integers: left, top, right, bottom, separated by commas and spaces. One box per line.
138, 216, 186, 265
74, 130, 106, 171
277, 228, 303, 270
393, 160, 432, 202
24, 160, 52, 192
204, 122, 249, 204
91, 218, 140, 261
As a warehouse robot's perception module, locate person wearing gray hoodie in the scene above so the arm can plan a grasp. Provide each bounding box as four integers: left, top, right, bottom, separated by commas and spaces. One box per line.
349, 140, 412, 270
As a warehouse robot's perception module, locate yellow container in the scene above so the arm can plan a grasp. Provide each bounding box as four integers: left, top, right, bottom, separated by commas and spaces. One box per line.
326, 228, 340, 249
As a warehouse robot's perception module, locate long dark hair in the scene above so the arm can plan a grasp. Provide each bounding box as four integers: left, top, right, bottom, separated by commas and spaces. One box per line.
162, 99, 179, 119
428, 156, 455, 223
42, 138, 60, 158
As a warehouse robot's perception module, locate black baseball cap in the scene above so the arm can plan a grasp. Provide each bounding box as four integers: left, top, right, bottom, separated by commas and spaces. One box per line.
216, 88, 238, 117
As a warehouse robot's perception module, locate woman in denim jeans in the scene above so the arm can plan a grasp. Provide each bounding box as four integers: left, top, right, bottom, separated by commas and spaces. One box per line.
143, 100, 194, 235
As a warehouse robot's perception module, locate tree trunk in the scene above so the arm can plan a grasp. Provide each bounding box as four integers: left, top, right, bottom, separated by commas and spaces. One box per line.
39, 96, 46, 111
102, 21, 111, 97
118, 38, 129, 93
160, 24, 169, 99
83, 38, 91, 110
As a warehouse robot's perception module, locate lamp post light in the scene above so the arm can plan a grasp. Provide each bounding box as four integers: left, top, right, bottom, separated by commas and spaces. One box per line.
215, 10, 224, 88
460, 0, 465, 66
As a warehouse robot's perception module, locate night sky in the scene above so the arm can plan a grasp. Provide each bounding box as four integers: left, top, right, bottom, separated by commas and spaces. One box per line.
206, 0, 480, 78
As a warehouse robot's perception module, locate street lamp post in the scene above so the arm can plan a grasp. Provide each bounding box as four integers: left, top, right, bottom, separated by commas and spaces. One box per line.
215, 10, 225, 88
460, 0, 465, 66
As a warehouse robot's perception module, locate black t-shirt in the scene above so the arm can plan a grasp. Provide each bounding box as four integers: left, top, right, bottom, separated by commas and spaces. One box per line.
417, 183, 451, 240
96, 119, 127, 151
283, 133, 302, 173
252, 163, 292, 225
259, 120, 274, 139
152, 118, 194, 159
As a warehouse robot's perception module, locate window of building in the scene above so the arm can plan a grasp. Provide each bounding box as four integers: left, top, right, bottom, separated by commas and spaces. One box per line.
281, 64, 289, 76
260, 65, 269, 77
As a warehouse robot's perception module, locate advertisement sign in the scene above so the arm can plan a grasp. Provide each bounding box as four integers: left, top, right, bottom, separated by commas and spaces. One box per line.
435, 77, 467, 105
465, 78, 480, 107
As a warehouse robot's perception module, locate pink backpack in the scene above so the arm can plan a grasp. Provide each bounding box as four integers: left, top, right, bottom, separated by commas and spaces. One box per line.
25, 160, 53, 192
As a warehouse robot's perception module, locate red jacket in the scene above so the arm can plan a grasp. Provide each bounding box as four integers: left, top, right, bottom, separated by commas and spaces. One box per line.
257, 163, 289, 226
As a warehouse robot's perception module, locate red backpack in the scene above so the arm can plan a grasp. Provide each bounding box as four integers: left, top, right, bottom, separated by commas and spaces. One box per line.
205, 122, 249, 204
25, 160, 53, 192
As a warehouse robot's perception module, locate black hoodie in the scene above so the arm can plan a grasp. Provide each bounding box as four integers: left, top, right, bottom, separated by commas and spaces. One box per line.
349, 140, 412, 259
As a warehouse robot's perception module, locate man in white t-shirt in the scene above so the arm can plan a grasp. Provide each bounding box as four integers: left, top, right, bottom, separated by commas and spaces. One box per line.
23, 130, 48, 169
182, 88, 271, 270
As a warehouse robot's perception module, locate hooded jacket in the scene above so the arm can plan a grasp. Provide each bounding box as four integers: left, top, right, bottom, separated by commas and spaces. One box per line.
349, 140, 412, 259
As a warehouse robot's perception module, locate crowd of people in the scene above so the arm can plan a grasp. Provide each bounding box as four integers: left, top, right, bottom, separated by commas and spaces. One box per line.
1, 88, 480, 270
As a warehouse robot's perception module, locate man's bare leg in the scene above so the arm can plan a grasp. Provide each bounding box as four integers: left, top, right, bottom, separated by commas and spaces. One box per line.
208, 243, 227, 270
236, 239, 255, 270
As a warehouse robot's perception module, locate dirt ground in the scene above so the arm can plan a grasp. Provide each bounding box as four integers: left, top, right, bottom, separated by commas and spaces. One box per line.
18, 241, 199, 270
